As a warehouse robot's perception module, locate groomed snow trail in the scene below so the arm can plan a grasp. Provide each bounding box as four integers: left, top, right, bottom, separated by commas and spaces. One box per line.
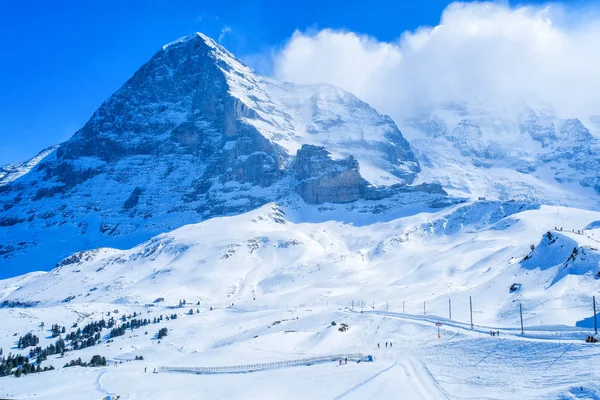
359, 309, 593, 343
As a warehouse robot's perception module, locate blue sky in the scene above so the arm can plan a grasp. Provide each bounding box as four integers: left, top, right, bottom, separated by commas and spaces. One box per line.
0, 0, 575, 164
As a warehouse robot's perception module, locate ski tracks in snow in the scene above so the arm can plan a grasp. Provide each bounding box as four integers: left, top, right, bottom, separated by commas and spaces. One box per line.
474, 339, 505, 366
333, 355, 448, 400
544, 343, 573, 371
333, 361, 398, 400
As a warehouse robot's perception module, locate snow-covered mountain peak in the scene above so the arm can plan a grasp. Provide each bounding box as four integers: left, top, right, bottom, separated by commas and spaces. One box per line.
0, 33, 437, 278
161, 32, 213, 50
154, 32, 420, 187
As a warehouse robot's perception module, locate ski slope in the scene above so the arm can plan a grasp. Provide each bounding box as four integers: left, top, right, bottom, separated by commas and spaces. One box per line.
1, 302, 599, 399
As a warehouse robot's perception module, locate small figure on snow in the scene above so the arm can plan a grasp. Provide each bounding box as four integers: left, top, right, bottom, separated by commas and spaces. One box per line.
390, 342, 393, 348
377, 343, 380, 349
385, 342, 388, 348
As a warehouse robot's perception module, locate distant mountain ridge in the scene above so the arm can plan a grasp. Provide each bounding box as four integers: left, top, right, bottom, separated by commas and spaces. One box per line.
0, 33, 444, 278
0, 145, 59, 187
402, 102, 600, 209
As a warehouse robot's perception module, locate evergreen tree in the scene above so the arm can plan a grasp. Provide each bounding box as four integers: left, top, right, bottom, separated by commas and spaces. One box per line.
89, 355, 107, 367
18, 333, 40, 349
157, 327, 168, 340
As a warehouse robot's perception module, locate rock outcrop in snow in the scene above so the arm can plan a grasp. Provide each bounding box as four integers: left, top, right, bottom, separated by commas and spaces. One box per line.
521, 229, 600, 286
294, 145, 367, 204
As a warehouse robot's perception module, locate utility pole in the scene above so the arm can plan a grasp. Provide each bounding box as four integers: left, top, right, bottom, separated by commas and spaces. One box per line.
449, 299, 452, 320
519, 303, 524, 335
424, 301, 426, 316
386, 301, 389, 312
469, 296, 474, 330
594, 296, 598, 335
372, 301, 375, 310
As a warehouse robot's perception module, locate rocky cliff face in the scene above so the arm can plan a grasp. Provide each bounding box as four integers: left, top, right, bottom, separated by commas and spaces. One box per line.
0, 33, 439, 278
294, 145, 368, 204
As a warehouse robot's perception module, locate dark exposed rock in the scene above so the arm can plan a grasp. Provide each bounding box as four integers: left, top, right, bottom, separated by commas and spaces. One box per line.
123, 187, 143, 210
294, 145, 369, 204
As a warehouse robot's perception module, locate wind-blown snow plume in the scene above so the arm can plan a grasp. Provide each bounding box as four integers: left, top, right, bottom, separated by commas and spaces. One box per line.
273, 2, 600, 118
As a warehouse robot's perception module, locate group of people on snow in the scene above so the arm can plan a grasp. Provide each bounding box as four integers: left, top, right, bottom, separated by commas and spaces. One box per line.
376, 342, 392, 349
338, 357, 349, 365
490, 330, 500, 337
586, 335, 598, 343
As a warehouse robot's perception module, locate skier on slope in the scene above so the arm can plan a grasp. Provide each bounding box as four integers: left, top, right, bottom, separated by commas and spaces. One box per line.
377, 343, 380, 349
385, 342, 388, 348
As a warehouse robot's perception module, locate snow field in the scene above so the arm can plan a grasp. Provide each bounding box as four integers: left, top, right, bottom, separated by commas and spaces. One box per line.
2, 304, 599, 399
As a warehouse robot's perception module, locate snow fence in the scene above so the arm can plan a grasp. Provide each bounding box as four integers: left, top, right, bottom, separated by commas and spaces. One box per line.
158, 353, 367, 375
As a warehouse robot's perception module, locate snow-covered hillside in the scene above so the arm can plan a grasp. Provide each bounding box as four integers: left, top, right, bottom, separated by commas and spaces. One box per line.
3, 200, 599, 328
1, 201, 600, 399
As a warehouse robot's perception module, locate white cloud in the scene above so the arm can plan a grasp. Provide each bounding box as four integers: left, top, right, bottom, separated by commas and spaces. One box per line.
219, 26, 232, 43
271, 2, 600, 118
